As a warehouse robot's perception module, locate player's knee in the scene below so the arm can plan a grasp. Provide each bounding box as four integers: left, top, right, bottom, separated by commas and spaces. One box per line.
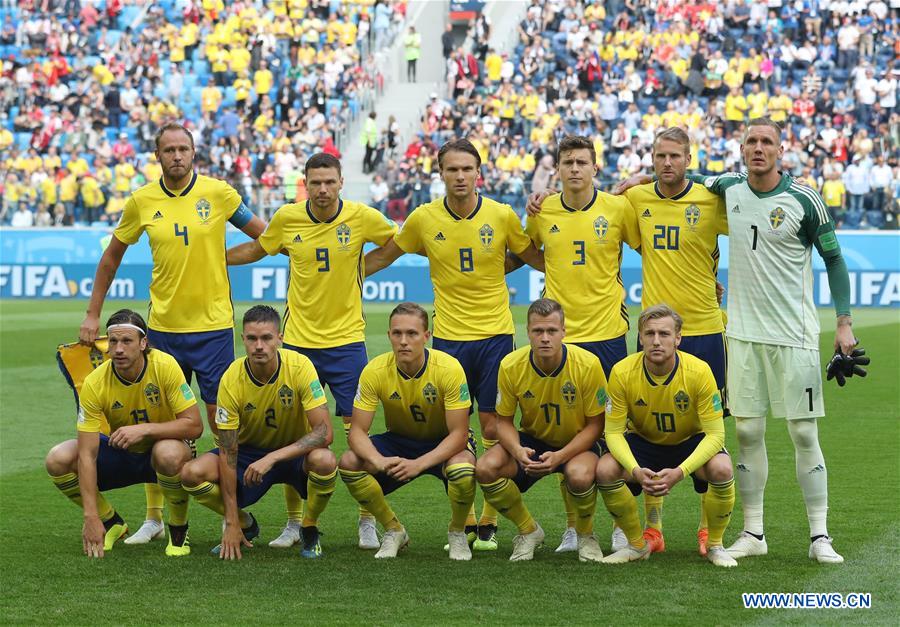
151, 440, 191, 475
474, 457, 500, 484
594, 454, 621, 484
735, 417, 765, 447
787, 418, 819, 451
45, 440, 77, 475
179, 459, 202, 487
705, 455, 734, 483
564, 464, 595, 493
306, 448, 337, 474
338, 449, 362, 472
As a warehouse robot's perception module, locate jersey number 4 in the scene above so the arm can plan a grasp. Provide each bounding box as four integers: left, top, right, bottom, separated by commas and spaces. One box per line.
175, 223, 189, 246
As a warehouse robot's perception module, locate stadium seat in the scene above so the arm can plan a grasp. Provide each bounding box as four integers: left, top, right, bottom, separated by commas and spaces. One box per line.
15, 132, 31, 150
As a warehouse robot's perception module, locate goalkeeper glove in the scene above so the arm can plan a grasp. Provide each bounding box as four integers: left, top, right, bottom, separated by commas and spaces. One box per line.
826, 346, 869, 387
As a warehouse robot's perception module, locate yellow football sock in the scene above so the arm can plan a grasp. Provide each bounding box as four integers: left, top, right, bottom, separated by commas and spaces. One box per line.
445, 463, 476, 532
566, 484, 597, 536
156, 473, 189, 526
50, 472, 115, 521
465, 502, 478, 527
598, 481, 644, 547
144, 483, 164, 522
344, 420, 375, 521
704, 478, 735, 546
340, 470, 401, 531
644, 493, 664, 531
559, 474, 576, 528
478, 438, 500, 527
284, 484, 305, 523
479, 478, 535, 534
698, 491, 708, 530
303, 470, 337, 527
184, 481, 225, 516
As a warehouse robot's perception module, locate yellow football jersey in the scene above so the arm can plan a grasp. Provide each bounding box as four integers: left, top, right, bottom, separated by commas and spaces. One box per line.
76, 350, 198, 453
258, 199, 397, 349
215, 349, 328, 450
393, 195, 532, 340
526, 190, 640, 342
605, 351, 724, 475
354, 349, 471, 441
624, 182, 727, 336
496, 344, 607, 449
114, 173, 243, 333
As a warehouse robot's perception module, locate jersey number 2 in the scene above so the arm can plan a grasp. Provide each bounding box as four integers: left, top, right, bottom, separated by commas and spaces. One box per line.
265, 408, 277, 428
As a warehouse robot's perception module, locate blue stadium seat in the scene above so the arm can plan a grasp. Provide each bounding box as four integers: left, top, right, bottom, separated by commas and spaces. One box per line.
15, 132, 31, 150
105, 30, 123, 47
119, 6, 141, 28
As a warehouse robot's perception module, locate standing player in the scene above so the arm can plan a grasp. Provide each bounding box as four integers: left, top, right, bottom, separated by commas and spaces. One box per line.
78, 123, 266, 544
694, 118, 858, 563
475, 299, 606, 562
365, 138, 544, 550
619, 127, 729, 556
596, 305, 736, 567
45, 310, 202, 557
521, 135, 639, 552
226, 152, 398, 550
339, 303, 476, 560
180, 306, 337, 559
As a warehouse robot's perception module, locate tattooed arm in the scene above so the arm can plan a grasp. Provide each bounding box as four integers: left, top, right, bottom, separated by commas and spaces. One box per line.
242, 405, 333, 486
217, 428, 250, 560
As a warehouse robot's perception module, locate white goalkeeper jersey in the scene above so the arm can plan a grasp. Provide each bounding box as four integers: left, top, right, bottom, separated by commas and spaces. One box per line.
699, 172, 842, 350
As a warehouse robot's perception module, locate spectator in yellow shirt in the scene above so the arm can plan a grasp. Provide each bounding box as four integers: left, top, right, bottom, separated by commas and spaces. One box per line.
766, 86, 792, 124
724, 86, 749, 133
114, 159, 136, 194
233, 72, 253, 112
747, 83, 768, 119
253, 60, 274, 98
201, 79, 223, 114
821, 171, 847, 226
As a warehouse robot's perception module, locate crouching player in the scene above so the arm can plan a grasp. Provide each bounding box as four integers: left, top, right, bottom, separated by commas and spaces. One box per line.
475, 299, 607, 562
339, 303, 476, 560
596, 304, 736, 567
180, 306, 337, 560
46, 310, 202, 558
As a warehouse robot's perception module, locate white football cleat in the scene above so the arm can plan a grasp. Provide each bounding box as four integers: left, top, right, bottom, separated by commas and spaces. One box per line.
610, 526, 627, 552
727, 531, 768, 559
358, 516, 380, 550
555, 527, 578, 553
602, 541, 651, 564
268, 521, 301, 548
577, 534, 604, 563
809, 536, 844, 564
509, 522, 545, 561
707, 545, 738, 568
123, 519, 165, 545
374, 528, 409, 559
447, 531, 472, 561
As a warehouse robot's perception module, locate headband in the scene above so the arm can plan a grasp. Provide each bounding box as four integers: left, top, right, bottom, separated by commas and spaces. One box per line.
107, 323, 146, 336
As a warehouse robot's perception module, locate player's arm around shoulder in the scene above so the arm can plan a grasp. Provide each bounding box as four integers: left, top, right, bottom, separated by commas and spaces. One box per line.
80, 235, 129, 344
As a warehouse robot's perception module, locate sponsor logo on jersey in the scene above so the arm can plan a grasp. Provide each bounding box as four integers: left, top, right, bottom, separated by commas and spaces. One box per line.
179, 383, 194, 401
111, 400, 124, 410
89, 347, 104, 368
293, 234, 303, 243
434, 231, 446, 241
389, 391, 401, 400
769, 207, 785, 229
685, 204, 700, 227
195, 198, 211, 223
459, 383, 470, 401
336, 223, 351, 249
641, 208, 652, 218
636, 398, 647, 407
77, 406, 86, 424
674, 390, 690, 412
523, 390, 535, 399
562, 381, 577, 406
244, 402, 257, 412
594, 215, 609, 240
712, 392, 722, 412
549, 224, 560, 234
144, 383, 161, 406
152, 210, 164, 220
731, 205, 740, 214
423, 382, 438, 404
479, 224, 494, 249
310, 380, 325, 399
215, 406, 229, 425
596, 388, 607, 406
278, 384, 294, 408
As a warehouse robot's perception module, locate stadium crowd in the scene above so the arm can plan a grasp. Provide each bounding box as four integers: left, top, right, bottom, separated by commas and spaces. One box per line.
0, 0, 407, 226
379, 0, 899, 230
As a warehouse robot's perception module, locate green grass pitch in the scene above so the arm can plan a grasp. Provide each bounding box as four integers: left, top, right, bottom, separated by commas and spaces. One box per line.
1, 301, 897, 625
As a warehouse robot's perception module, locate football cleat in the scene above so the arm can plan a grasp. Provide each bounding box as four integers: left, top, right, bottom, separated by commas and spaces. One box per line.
809, 536, 844, 564
707, 545, 737, 567
577, 534, 604, 563
555, 527, 578, 553
473, 524, 499, 552
103, 518, 128, 552
443, 525, 477, 551
726, 531, 768, 559
447, 531, 472, 561
509, 523, 544, 561
165, 524, 190, 557
123, 519, 165, 545
642, 527, 666, 553
602, 541, 651, 564
269, 521, 301, 548
358, 516, 380, 550
610, 526, 628, 552
374, 528, 409, 559
300, 526, 322, 559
